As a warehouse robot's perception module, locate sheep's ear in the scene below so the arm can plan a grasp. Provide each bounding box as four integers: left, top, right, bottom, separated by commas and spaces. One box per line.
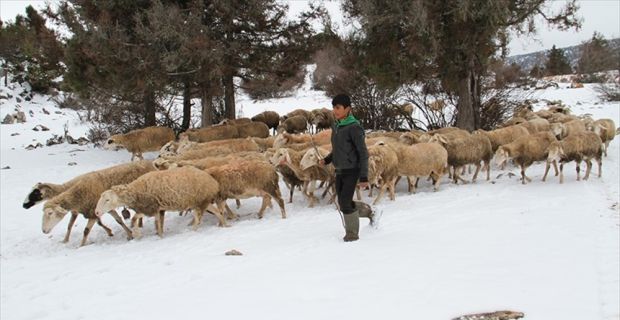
285, 151, 292, 164
436, 134, 448, 145
107, 139, 114, 144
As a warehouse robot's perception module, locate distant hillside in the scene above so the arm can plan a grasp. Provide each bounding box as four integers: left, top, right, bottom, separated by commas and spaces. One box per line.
507, 38, 620, 71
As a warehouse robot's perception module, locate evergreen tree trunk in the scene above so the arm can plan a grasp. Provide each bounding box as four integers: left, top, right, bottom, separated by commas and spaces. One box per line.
223, 72, 235, 120
471, 71, 481, 130
182, 79, 191, 131
144, 88, 157, 126
201, 85, 214, 128
455, 72, 475, 132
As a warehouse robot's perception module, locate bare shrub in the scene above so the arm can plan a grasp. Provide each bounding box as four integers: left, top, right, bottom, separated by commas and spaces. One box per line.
595, 83, 620, 101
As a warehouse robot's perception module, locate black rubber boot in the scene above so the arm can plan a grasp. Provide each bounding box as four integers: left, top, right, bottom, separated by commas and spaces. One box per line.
343, 212, 359, 242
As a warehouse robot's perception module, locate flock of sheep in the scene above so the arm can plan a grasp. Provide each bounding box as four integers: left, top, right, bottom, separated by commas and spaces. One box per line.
22, 104, 617, 247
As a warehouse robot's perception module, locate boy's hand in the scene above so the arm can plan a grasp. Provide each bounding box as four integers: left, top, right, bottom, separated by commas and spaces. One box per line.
358, 181, 369, 189
319, 159, 326, 166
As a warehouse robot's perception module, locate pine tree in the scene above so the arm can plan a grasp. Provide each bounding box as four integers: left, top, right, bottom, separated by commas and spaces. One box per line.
545, 45, 572, 76
342, 0, 580, 131
577, 32, 617, 74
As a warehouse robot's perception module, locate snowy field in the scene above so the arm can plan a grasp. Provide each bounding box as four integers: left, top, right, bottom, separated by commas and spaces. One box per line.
1, 78, 618, 320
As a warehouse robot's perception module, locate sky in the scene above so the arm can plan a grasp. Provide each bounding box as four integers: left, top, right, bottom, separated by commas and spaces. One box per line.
1, 0, 618, 56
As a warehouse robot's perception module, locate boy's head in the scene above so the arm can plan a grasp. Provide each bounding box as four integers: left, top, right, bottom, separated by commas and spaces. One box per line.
332, 94, 351, 120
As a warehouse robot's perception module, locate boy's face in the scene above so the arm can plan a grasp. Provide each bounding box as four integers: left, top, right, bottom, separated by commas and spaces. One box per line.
332, 104, 350, 120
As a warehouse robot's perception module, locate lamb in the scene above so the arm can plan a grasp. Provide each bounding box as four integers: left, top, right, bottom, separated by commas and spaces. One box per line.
494, 131, 559, 184
271, 147, 333, 207
587, 118, 616, 157
205, 160, 286, 220
235, 121, 270, 138
550, 120, 586, 140
277, 115, 309, 134
95, 166, 224, 238
105, 126, 175, 161
251, 111, 280, 134
365, 142, 400, 204
545, 131, 603, 184
179, 125, 239, 143
430, 133, 493, 184
42, 160, 155, 246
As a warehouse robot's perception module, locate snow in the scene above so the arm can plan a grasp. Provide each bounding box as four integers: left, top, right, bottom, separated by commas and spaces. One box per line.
1, 75, 619, 320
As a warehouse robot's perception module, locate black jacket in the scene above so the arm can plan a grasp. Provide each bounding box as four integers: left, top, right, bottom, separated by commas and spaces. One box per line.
323, 121, 369, 182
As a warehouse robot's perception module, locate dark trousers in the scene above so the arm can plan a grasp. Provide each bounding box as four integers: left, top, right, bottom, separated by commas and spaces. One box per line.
335, 171, 360, 214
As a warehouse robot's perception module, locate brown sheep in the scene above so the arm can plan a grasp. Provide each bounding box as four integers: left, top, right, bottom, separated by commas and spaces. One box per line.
311, 108, 335, 133
366, 142, 400, 204
277, 115, 308, 134
550, 120, 586, 140
282, 109, 313, 123
494, 131, 559, 184
251, 111, 280, 134
105, 126, 175, 161
236, 121, 270, 138
546, 131, 603, 183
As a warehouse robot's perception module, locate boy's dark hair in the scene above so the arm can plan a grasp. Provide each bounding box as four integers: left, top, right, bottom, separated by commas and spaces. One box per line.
332, 94, 351, 107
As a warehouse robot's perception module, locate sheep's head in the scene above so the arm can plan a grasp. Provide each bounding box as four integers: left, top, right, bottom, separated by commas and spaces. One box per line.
23, 183, 51, 209
95, 188, 124, 218
273, 133, 290, 149
300, 148, 325, 170
152, 158, 174, 170
42, 203, 69, 234
547, 142, 565, 163
270, 148, 291, 166
428, 134, 448, 146
494, 147, 511, 168
589, 123, 606, 136
104, 134, 124, 151
159, 140, 179, 155
550, 123, 564, 139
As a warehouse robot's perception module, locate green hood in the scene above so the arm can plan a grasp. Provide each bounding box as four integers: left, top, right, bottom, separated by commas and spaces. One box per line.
336, 114, 360, 127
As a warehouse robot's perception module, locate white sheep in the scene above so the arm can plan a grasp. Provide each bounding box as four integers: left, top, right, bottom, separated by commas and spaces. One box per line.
546, 131, 603, 183
390, 141, 448, 193
105, 126, 175, 161
365, 142, 400, 204
42, 160, 155, 246
587, 118, 616, 157
205, 160, 286, 220
430, 133, 492, 184
550, 119, 586, 140
95, 166, 224, 238
494, 131, 559, 184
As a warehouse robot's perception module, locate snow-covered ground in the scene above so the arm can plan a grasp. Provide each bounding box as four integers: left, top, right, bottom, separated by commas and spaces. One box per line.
1, 77, 618, 320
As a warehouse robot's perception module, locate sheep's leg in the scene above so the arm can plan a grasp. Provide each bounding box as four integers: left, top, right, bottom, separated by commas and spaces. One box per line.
215, 201, 230, 227
471, 163, 481, 183
131, 213, 144, 239
575, 160, 582, 181
156, 210, 165, 237
454, 167, 468, 184
409, 176, 418, 194
224, 203, 238, 220
604, 141, 609, 157
62, 211, 79, 243
97, 219, 114, 237
257, 195, 271, 219
431, 172, 441, 191
267, 186, 287, 219
542, 161, 552, 182
288, 183, 295, 203
235, 198, 241, 209
559, 163, 565, 184
372, 182, 387, 205
368, 184, 374, 197
552, 160, 559, 176
80, 218, 98, 247
388, 177, 397, 200
394, 176, 402, 188
583, 159, 592, 180
108, 210, 133, 240
485, 160, 491, 181
355, 185, 362, 201
596, 157, 602, 178
520, 165, 528, 185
